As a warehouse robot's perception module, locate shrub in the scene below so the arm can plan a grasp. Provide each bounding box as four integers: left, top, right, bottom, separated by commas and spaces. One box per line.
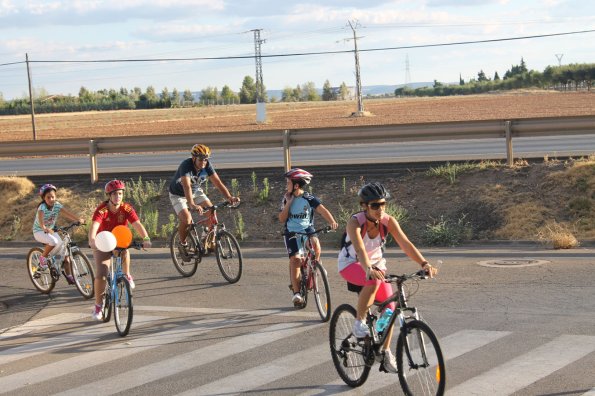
423, 214, 472, 246
537, 221, 579, 249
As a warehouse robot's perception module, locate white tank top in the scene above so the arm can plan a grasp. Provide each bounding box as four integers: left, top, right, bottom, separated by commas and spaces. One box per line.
337, 231, 386, 272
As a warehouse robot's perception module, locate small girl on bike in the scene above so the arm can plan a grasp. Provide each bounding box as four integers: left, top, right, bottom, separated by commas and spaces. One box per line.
279, 168, 338, 306
337, 182, 437, 373
88, 180, 151, 321
32, 184, 85, 283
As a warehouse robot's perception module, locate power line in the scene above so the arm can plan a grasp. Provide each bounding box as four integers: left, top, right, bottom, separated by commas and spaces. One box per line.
1, 28, 593, 67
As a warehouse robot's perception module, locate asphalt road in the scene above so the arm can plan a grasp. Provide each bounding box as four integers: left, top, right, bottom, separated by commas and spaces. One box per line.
1, 244, 594, 395
2, 135, 595, 176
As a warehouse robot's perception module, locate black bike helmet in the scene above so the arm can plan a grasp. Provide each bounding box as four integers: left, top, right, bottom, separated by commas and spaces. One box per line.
358, 182, 390, 203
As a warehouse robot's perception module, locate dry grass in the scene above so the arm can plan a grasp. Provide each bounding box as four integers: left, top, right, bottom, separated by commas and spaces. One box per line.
537, 221, 580, 249
493, 202, 550, 240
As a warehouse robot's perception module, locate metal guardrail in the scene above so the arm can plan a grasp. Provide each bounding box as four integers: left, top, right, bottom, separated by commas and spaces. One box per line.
0, 115, 593, 183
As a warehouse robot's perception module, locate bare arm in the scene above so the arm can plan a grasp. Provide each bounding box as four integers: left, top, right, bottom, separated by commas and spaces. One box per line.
315, 204, 338, 230
88, 221, 100, 250
131, 220, 152, 248
278, 193, 293, 223
60, 206, 85, 224
181, 176, 203, 214
37, 210, 50, 233
209, 173, 239, 204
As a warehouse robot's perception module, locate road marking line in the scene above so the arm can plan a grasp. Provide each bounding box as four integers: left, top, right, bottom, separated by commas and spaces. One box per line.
0, 313, 86, 339
582, 388, 595, 395
298, 329, 511, 396
136, 305, 320, 318
176, 343, 329, 396
447, 334, 595, 395
0, 315, 163, 366
0, 318, 229, 394
54, 321, 322, 396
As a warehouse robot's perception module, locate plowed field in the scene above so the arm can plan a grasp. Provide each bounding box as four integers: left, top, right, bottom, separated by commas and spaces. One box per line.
1, 91, 593, 141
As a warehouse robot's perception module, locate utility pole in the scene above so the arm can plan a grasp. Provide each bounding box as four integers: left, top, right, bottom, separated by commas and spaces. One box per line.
25, 53, 37, 140
347, 20, 366, 116
251, 29, 266, 123
555, 53, 564, 67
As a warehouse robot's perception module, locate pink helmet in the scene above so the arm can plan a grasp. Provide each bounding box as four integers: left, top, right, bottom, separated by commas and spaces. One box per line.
284, 168, 313, 185
38, 183, 57, 197
105, 180, 125, 194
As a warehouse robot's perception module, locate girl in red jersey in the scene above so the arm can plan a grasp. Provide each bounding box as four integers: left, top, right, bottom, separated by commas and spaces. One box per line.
88, 180, 151, 321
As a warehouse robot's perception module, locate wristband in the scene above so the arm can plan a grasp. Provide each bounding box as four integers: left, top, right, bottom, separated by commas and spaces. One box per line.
143, 236, 151, 241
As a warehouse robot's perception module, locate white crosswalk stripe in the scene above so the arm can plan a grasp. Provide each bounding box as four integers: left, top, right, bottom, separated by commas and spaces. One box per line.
0, 315, 163, 366
297, 329, 512, 396
176, 344, 328, 396
53, 321, 322, 396
447, 334, 595, 395
1, 308, 593, 396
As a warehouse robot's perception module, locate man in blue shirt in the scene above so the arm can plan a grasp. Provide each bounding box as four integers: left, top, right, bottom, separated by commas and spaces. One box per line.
279, 168, 337, 305
169, 144, 239, 259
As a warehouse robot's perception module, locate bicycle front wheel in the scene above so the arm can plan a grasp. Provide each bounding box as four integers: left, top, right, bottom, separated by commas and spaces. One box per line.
26, 248, 55, 294
170, 230, 199, 277
102, 283, 112, 323
114, 277, 133, 336
71, 251, 95, 299
396, 319, 446, 396
329, 304, 372, 387
215, 230, 243, 283
313, 262, 331, 322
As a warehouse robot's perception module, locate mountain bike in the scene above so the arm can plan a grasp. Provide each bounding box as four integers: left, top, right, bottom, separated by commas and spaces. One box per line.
287, 226, 333, 322
100, 241, 143, 337
170, 201, 243, 283
26, 222, 94, 299
329, 266, 446, 395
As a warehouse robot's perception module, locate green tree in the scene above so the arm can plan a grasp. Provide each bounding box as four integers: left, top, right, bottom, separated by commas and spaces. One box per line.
301, 81, 320, 101
200, 86, 218, 103
171, 88, 180, 107
281, 86, 295, 102
494, 71, 500, 81
78, 86, 93, 102
160, 87, 171, 108
183, 89, 194, 104
322, 79, 336, 101
239, 76, 256, 104
459, 74, 464, 85
477, 70, 489, 82
338, 82, 350, 100
220, 85, 239, 104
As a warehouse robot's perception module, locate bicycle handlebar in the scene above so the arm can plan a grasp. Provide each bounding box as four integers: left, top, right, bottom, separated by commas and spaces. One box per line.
384, 269, 432, 283
286, 226, 333, 239
114, 240, 144, 252
204, 201, 241, 211
54, 221, 83, 233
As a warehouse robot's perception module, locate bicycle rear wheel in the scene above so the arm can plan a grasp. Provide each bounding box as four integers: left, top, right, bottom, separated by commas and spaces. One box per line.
114, 277, 133, 336
313, 262, 331, 322
329, 304, 372, 387
396, 319, 446, 396
71, 251, 95, 299
215, 229, 243, 283
26, 248, 55, 294
170, 230, 199, 277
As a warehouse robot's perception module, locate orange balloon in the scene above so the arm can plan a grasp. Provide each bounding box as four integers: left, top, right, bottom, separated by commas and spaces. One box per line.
112, 225, 133, 248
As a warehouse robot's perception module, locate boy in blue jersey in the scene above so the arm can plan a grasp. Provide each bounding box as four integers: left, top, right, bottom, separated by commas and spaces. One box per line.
279, 168, 338, 305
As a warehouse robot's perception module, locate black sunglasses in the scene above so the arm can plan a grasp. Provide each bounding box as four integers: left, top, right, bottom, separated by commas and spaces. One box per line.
194, 155, 209, 161
368, 201, 387, 210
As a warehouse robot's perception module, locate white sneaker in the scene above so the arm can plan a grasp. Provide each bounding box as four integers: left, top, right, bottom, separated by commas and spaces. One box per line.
125, 274, 135, 289
91, 304, 103, 321
292, 292, 303, 304
353, 319, 370, 338
382, 349, 398, 373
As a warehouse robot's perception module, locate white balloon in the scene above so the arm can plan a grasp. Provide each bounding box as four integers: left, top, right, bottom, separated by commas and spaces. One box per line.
95, 231, 117, 252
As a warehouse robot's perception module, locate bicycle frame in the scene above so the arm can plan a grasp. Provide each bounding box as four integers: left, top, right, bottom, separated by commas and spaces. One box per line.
106, 249, 127, 304
363, 272, 427, 357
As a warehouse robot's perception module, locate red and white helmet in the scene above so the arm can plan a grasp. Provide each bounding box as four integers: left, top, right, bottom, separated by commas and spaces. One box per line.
104, 180, 125, 194
284, 168, 313, 185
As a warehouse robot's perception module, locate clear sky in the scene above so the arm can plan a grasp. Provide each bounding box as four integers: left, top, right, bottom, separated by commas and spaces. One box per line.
0, 0, 593, 100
